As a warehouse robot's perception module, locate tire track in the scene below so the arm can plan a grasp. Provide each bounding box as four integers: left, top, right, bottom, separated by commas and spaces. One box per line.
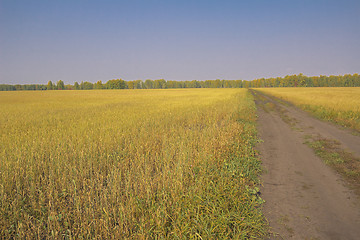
252, 90, 360, 239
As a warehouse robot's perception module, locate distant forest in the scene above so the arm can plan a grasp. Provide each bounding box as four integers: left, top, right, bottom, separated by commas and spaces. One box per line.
1, 73, 359, 91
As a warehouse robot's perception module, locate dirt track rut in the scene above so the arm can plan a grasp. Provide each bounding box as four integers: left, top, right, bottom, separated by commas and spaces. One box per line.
253, 90, 360, 239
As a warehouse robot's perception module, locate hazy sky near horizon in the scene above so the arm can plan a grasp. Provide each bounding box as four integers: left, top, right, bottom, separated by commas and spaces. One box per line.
1, 0, 359, 84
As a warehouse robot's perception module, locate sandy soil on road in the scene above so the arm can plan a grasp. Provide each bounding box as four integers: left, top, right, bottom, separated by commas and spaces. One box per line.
253, 90, 360, 240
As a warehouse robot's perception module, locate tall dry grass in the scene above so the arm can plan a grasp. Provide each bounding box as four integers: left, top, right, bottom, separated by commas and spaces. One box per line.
0, 89, 267, 238
256, 87, 360, 132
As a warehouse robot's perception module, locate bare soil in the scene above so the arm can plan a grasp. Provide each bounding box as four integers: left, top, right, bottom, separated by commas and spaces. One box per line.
252, 90, 360, 240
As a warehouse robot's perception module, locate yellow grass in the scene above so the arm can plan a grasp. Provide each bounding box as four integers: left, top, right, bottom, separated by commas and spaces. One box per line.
0, 89, 267, 238
256, 87, 360, 131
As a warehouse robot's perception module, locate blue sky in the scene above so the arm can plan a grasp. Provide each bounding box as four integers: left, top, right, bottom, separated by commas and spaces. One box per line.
1, 0, 359, 84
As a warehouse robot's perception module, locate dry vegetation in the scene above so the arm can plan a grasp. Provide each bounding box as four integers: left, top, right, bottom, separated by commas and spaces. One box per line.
0, 89, 267, 238
255, 87, 360, 197
256, 87, 360, 132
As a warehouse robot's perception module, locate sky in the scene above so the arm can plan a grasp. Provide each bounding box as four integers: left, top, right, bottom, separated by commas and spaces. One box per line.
1, 0, 359, 84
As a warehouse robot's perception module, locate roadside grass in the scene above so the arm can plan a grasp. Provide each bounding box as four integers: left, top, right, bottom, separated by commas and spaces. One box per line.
304, 135, 360, 195
0, 89, 268, 238
252, 89, 360, 196
255, 87, 360, 133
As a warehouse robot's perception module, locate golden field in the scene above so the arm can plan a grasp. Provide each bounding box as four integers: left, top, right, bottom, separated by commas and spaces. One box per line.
0, 89, 267, 239
256, 87, 360, 132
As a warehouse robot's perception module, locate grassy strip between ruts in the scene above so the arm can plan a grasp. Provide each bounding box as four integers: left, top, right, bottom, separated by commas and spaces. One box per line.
0, 89, 268, 239
252, 89, 360, 197
304, 135, 360, 196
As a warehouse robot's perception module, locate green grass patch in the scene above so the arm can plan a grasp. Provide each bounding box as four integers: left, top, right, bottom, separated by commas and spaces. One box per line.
304, 135, 360, 195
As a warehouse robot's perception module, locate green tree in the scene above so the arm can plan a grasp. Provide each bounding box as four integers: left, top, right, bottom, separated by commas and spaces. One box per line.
144, 79, 154, 89
0, 84, 16, 91
74, 82, 80, 90
83, 81, 94, 90
134, 80, 143, 89
94, 80, 103, 89
105, 79, 126, 89
65, 84, 73, 90
154, 79, 166, 89
56, 80, 65, 90
47, 81, 53, 90
127, 81, 135, 89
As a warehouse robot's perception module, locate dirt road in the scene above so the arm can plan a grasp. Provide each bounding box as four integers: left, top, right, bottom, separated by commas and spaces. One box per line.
252, 90, 360, 239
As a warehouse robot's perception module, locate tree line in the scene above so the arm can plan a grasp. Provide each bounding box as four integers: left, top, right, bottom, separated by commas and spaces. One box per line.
1, 74, 359, 91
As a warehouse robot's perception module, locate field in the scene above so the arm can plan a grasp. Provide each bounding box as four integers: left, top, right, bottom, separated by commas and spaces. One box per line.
0, 89, 267, 238
255, 87, 360, 132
